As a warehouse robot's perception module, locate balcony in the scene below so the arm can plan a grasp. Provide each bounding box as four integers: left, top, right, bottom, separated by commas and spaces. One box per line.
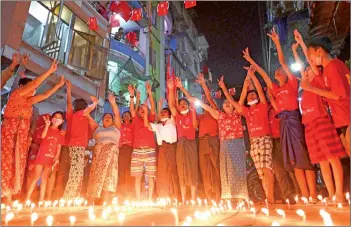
109, 38, 146, 69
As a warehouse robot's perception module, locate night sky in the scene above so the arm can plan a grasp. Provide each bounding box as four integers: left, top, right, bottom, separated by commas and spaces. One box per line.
194, 1, 265, 87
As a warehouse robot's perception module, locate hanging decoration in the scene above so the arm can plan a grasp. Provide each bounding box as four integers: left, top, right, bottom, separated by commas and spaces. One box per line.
126, 32, 138, 48
157, 1, 169, 16
130, 8, 142, 21
184, 1, 196, 9
109, 1, 131, 22
110, 14, 120, 28
88, 17, 98, 31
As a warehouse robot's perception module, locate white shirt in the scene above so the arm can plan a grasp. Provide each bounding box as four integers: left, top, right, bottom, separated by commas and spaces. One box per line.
150, 117, 177, 145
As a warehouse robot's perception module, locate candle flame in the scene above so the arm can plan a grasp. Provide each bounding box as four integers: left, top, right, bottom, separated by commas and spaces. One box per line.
346, 192, 350, 200
276, 209, 286, 218
320, 209, 333, 226
5, 212, 14, 222
69, 216, 76, 226
261, 208, 269, 216
31, 212, 38, 222
1, 203, 6, 210
337, 203, 343, 209
272, 221, 280, 226
46, 215, 54, 226
318, 195, 323, 201
118, 213, 125, 222
102, 210, 108, 220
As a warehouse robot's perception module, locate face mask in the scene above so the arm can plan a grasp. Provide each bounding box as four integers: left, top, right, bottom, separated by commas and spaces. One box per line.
180, 109, 189, 115
52, 118, 63, 126
247, 99, 259, 106
161, 117, 168, 122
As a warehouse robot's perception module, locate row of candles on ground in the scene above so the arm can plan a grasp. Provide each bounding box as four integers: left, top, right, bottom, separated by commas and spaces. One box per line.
285, 193, 350, 209
2, 192, 349, 226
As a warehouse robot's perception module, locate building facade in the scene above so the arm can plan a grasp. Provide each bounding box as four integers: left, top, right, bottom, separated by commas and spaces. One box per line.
1, 1, 110, 119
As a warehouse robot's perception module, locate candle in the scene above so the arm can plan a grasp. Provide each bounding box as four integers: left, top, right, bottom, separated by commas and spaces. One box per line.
261, 208, 269, 217
322, 198, 327, 207
90, 214, 96, 223
12, 200, 19, 209
271, 221, 280, 226
171, 208, 179, 226
38, 201, 43, 209
53, 200, 58, 208
102, 210, 108, 220
317, 195, 323, 202
276, 209, 286, 219
31, 212, 38, 226
197, 198, 202, 206
5, 212, 14, 226
185, 216, 192, 224
250, 207, 256, 216
204, 199, 208, 207
16, 204, 23, 216
320, 209, 333, 226
296, 209, 306, 222
346, 192, 350, 205
46, 215, 54, 226
295, 195, 299, 204
69, 216, 76, 226
285, 199, 290, 209
337, 203, 343, 209
118, 213, 125, 226
1, 203, 6, 210
30, 203, 35, 213
25, 200, 31, 208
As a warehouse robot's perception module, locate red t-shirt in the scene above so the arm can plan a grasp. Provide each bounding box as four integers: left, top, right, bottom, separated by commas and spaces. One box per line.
175, 111, 196, 140
65, 110, 90, 147
198, 111, 218, 137
268, 104, 280, 138
217, 111, 243, 140
120, 123, 134, 147
271, 76, 299, 113
242, 102, 270, 138
36, 127, 65, 165
300, 76, 329, 124
132, 114, 156, 148
322, 58, 350, 128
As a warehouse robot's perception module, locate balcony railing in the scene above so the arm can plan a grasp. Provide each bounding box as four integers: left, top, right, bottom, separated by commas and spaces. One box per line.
88, 1, 109, 21
110, 37, 146, 68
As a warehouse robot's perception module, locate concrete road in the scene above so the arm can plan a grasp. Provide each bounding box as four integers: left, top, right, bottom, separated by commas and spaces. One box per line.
1, 203, 350, 226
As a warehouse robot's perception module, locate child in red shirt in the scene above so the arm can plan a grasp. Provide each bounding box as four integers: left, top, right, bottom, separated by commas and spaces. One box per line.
26, 111, 65, 202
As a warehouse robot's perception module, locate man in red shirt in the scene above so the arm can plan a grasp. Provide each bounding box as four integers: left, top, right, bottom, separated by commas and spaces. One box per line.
62, 81, 98, 200
305, 36, 350, 140
128, 82, 157, 201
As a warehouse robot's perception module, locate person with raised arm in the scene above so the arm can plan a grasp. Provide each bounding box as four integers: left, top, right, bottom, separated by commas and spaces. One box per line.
242, 28, 317, 203
292, 39, 347, 204
128, 82, 157, 201
169, 78, 199, 203
195, 73, 221, 201
142, 98, 179, 199
26, 112, 65, 202
117, 91, 139, 199
62, 80, 99, 200
85, 92, 121, 205
267, 88, 301, 204
238, 66, 275, 205
188, 75, 248, 203
1, 60, 64, 204
298, 31, 350, 150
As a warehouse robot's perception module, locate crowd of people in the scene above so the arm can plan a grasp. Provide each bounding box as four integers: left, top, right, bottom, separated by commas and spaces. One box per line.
1, 29, 350, 207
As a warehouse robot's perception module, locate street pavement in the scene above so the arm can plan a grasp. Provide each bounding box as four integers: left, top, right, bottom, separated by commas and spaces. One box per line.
1, 202, 350, 226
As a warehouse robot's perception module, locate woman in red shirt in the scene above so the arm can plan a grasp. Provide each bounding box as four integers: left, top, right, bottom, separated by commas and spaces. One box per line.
192, 76, 249, 202
293, 38, 347, 204
26, 111, 65, 202
1, 60, 64, 203
168, 78, 199, 203
242, 28, 317, 203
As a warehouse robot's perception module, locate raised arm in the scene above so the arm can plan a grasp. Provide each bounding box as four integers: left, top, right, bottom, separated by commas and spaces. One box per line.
238, 71, 252, 105
41, 116, 51, 139
294, 29, 319, 76
217, 76, 243, 113
299, 79, 341, 100
175, 90, 180, 111
189, 97, 219, 119
291, 42, 307, 79
83, 96, 99, 117
196, 73, 218, 110
128, 85, 136, 117
245, 66, 267, 104
1, 52, 29, 89
108, 92, 122, 129
267, 88, 278, 111
65, 80, 73, 114
17, 59, 58, 96
29, 75, 65, 104
167, 79, 178, 116
85, 114, 99, 132
243, 47, 273, 89
146, 81, 156, 115
175, 77, 192, 99
135, 90, 140, 113
267, 28, 294, 80
142, 105, 153, 130
157, 99, 165, 121
189, 102, 199, 129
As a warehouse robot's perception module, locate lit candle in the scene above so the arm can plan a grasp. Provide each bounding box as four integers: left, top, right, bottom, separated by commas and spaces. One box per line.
271, 221, 280, 226
261, 208, 269, 217
1, 203, 6, 210
118, 213, 125, 226
346, 192, 350, 205
317, 195, 323, 202
69, 216, 76, 226
67, 200, 73, 207
204, 199, 208, 207
171, 208, 179, 226
250, 207, 256, 216
16, 204, 23, 216
185, 216, 192, 224
295, 195, 299, 204
197, 198, 202, 206
320, 209, 333, 226
296, 209, 306, 222
31, 212, 38, 226
332, 195, 336, 204
53, 200, 58, 208
12, 200, 19, 209
25, 200, 31, 208
46, 215, 54, 226
89, 214, 96, 223
30, 203, 35, 213
5, 212, 14, 226
322, 198, 327, 207
102, 210, 108, 220
84, 200, 88, 207
337, 203, 343, 209
276, 209, 286, 219
286, 199, 291, 209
